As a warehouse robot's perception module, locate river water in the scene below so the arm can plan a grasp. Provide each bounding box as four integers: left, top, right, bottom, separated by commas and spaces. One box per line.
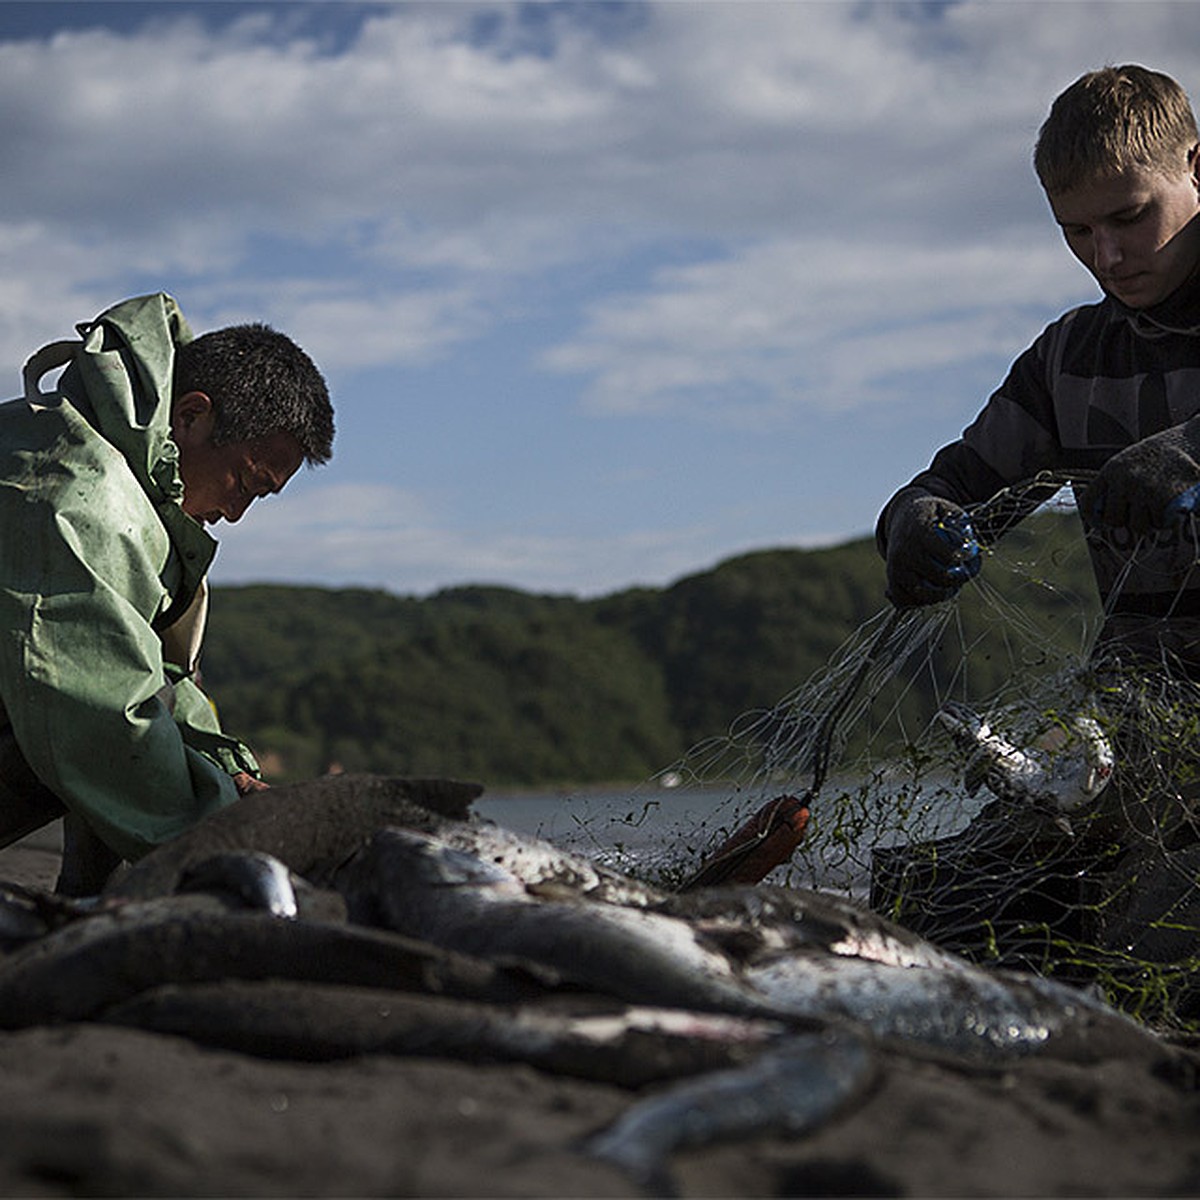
475, 775, 987, 899
476, 784, 724, 849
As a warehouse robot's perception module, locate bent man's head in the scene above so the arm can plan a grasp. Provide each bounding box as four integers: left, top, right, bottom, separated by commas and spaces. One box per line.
1035, 65, 1200, 310
170, 323, 333, 525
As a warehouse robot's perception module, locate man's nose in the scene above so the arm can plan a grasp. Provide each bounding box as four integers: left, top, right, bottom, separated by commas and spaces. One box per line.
1093, 227, 1123, 272
224, 495, 253, 524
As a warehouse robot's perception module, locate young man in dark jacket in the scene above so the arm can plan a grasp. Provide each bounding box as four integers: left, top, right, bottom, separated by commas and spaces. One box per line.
880, 65, 1200, 674
873, 68, 1200, 999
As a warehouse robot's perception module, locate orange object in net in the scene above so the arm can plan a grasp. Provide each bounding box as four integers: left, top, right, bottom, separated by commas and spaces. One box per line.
678, 794, 810, 891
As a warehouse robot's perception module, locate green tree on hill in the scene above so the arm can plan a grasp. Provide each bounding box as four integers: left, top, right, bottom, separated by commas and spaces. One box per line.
202, 515, 1097, 787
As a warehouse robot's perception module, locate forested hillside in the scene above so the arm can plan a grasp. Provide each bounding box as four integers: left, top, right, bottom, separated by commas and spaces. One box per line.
201, 513, 1098, 786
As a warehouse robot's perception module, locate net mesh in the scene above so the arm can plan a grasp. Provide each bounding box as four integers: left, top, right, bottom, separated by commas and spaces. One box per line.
555, 474, 1200, 1033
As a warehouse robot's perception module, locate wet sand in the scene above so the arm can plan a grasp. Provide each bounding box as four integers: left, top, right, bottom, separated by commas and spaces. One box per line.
0, 825, 1197, 1198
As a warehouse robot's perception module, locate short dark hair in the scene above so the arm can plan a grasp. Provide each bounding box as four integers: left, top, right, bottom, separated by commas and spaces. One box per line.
1034, 65, 1199, 195
173, 323, 334, 465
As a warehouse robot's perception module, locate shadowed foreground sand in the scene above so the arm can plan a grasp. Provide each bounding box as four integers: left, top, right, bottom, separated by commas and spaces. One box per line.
0, 824, 1198, 1199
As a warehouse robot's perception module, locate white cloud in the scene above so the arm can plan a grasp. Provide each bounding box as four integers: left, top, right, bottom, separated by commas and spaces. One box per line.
542, 232, 1091, 422
195, 283, 491, 371
208, 480, 722, 597
1, 3, 1196, 354
3, 2, 1200, 591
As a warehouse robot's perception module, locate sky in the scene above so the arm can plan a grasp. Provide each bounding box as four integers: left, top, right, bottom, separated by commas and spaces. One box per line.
3, 1, 1200, 599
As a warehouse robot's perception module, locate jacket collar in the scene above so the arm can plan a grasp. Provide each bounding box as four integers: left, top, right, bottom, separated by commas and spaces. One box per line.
1111, 263, 1200, 337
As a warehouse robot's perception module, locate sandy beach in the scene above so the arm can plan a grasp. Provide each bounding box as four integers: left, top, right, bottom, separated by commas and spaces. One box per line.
0, 821, 1198, 1199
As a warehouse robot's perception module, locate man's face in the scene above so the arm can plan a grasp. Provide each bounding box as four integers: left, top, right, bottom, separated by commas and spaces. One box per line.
1049, 150, 1200, 309
171, 392, 304, 525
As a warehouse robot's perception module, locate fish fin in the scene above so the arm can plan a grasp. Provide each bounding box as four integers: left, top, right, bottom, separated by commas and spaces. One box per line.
677, 795, 810, 891
962, 754, 989, 797
1053, 814, 1075, 838
936, 700, 984, 741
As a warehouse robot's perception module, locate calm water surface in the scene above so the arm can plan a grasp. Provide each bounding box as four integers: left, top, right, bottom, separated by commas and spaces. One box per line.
475, 775, 985, 897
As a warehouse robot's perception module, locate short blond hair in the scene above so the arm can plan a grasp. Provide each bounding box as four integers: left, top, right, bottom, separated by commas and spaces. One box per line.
1034, 65, 1198, 195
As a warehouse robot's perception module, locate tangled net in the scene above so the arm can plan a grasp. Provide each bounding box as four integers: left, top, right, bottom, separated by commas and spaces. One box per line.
558, 473, 1200, 1033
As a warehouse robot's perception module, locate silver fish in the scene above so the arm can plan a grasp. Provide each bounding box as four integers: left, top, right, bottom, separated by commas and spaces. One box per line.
337, 828, 783, 1019
937, 700, 1114, 813
657, 885, 1155, 1063
585, 1027, 876, 1194
653, 885, 970, 972
104, 980, 791, 1087
431, 819, 660, 908
178, 851, 299, 918
340, 826, 1159, 1064
740, 949, 1138, 1061
0, 891, 528, 1028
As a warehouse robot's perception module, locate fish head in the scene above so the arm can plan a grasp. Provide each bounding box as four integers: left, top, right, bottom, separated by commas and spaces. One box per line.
372, 827, 526, 894
935, 700, 990, 750
177, 850, 299, 918
1056, 716, 1115, 809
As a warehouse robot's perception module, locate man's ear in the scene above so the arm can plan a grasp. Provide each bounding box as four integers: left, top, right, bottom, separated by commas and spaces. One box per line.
171, 391, 215, 445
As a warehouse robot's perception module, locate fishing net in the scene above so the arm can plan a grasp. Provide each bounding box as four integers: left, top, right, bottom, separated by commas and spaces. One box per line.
555, 472, 1200, 1033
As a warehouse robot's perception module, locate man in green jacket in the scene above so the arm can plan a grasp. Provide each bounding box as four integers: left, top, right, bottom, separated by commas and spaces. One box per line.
0, 293, 334, 893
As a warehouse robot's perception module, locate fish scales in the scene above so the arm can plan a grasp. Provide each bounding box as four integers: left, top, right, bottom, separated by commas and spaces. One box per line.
337, 828, 789, 1020
434, 820, 661, 907
585, 1027, 877, 1193
105, 775, 482, 900
0, 894, 527, 1027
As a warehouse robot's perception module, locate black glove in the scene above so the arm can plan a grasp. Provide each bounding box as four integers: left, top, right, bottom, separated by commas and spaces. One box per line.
883, 490, 981, 608
1087, 418, 1200, 534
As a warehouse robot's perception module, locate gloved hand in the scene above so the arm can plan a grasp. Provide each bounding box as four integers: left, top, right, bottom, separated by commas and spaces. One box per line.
884, 490, 981, 608
1087, 419, 1200, 534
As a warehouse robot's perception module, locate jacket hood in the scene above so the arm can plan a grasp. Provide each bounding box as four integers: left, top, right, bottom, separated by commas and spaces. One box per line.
66, 293, 196, 505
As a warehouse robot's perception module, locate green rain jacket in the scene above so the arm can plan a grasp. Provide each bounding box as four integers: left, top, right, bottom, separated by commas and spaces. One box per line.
0, 293, 259, 861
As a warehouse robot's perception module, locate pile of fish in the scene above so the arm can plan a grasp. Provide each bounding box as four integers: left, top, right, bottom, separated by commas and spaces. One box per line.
0, 775, 1179, 1194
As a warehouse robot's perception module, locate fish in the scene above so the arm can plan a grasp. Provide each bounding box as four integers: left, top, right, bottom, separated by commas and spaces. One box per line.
105, 774, 483, 901
334, 827, 787, 1020
103, 980, 791, 1087
338, 826, 1160, 1064
936, 700, 1114, 813
738, 945, 1149, 1062
426, 817, 661, 908
0, 891, 534, 1028
655, 884, 1157, 1063
584, 1026, 877, 1195
652, 885, 972, 973
177, 851, 299, 918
